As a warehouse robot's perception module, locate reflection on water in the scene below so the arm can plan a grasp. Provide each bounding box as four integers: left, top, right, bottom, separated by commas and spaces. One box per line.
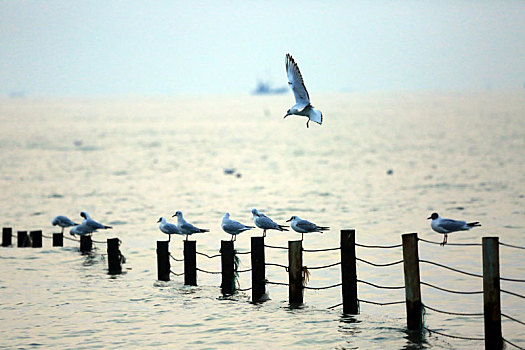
0, 92, 524, 348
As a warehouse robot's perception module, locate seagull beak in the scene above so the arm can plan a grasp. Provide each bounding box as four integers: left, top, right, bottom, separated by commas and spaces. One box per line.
286, 217, 292, 222
172, 213, 176, 217
427, 216, 432, 220
157, 218, 161, 223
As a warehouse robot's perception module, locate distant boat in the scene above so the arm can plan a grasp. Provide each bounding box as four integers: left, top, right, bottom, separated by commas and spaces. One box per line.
252, 80, 287, 95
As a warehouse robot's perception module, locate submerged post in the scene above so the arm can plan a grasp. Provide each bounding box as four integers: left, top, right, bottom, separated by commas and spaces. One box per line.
107, 238, 122, 274
288, 240, 303, 304
341, 229, 358, 314
2, 227, 12, 247
184, 240, 197, 286
17, 231, 30, 247
402, 233, 422, 330
79, 235, 92, 253
221, 240, 235, 295
156, 240, 170, 281
483, 237, 502, 350
30, 230, 42, 248
251, 236, 266, 302
53, 233, 63, 247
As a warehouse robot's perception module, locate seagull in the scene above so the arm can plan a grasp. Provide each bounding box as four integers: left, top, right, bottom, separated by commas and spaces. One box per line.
284, 53, 323, 128
157, 217, 183, 242
427, 212, 481, 246
172, 211, 209, 241
52, 215, 79, 234
80, 211, 112, 232
69, 224, 94, 237
221, 213, 255, 241
251, 208, 288, 237
286, 215, 329, 241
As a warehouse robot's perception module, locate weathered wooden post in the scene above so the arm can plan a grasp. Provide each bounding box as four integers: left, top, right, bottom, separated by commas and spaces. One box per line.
79, 235, 92, 252
2, 227, 12, 247
402, 233, 423, 330
341, 229, 358, 314
107, 238, 122, 274
288, 240, 303, 304
30, 230, 42, 248
221, 240, 235, 295
17, 231, 30, 247
251, 236, 266, 302
184, 240, 197, 286
53, 233, 63, 247
156, 240, 170, 281
483, 237, 502, 350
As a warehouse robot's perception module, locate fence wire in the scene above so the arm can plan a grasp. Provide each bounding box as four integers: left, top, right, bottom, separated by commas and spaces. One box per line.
307, 261, 341, 270
196, 267, 221, 275
355, 242, 402, 249
265, 262, 288, 270
502, 313, 525, 327
303, 247, 340, 252
502, 289, 525, 299
420, 281, 483, 295
424, 327, 484, 341
266, 280, 289, 286
304, 283, 342, 290
170, 270, 184, 276
419, 260, 483, 278
356, 257, 403, 267
169, 253, 184, 262
423, 303, 483, 317
358, 299, 404, 306
264, 244, 288, 250
418, 238, 481, 247
500, 242, 525, 250
196, 251, 221, 259
504, 338, 525, 350
357, 279, 405, 290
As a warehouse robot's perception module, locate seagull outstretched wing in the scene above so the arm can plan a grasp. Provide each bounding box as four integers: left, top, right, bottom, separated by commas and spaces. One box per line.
286, 53, 310, 111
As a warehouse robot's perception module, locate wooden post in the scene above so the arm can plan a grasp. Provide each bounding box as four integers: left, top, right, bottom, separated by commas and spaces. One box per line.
221, 240, 235, 295
53, 233, 63, 247
251, 236, 266, 302
156, 240, 170, 281
30, 230, 42, 248
17, 231, 30, 247
107, 238, 122, 274
402, 233, 423, 330
184, 240, 197, 286
79, 235, 92, 252
288, 240, 303, 304
483, 237, 502, 350
2, 227, 12, 247
341, 229, 358, 314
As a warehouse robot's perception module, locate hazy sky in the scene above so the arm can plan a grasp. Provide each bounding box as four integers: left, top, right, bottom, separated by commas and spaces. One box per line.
1, 1, 524, 96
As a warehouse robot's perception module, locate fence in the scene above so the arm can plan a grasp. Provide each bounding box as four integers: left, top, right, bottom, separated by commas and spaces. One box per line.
158, 230, 525, 350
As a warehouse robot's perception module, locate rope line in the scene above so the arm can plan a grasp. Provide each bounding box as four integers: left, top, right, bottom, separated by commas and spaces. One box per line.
170, 270, 184, 276
420, 281, 483, 295
504, 338, 525, 350
235, 250, 251, 255
502, 313, 525, 327
327, 302, 343, 309
264, 244, 288, 250
303, 247, 339, 252
357, 279, 405, 290
355, 242, 402, 249
265, 262, 288, 270
196, 267, 221, 275
236, 268, 252, 273
304, 283, 342, 290
169, 253, 184, 262
423, 304, 483, 317
63, 235, 80, 242
266, 280, 289, 286
356, 257, 404, 267
501, 276, 525, 283
92, 239, 107, 244
419, 260, 483, 278
424, 327, 484, 341
307, 261, 341, 270
500, 242, 525, 250
501, 289, 525, 299
418, 237, 481, 246
358, 299, 405, 306
237, 287, 252, 292
196, 251, 221, 259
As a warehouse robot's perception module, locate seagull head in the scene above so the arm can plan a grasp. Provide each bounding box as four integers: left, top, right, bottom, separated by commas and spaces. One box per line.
157, 217, 164, 223
251, 208, 260, 217
80, 211, 89, 219
286, 216, 298, 222
284, 109, 291, 118
224, 213, 230, 219
172, 211, 182, 218
427, 213, 439, 220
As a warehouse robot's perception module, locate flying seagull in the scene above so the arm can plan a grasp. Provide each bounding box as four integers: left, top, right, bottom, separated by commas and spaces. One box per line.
157, 217, 183, 242
172, 211, 209, 241
80, 211, 112, 231
221, 213, 255, 241
427, 212, 481, 246
251, 208, 288, 237
52, 215, 79, 234
284, 53, 323, 128
287, 215, 329, 241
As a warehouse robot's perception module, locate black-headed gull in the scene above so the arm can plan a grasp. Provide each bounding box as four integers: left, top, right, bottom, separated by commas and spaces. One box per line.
172, 211, 209, 241
157, 217, 183, 242
221, 213, 254, 241
286, 215, 329, 241
52, 215, 79, 234
427, 212, 481, 246
284, 53, 323, 128
69, 224, 94, 237
251, 208, 288, 237
80, 211, 112, 231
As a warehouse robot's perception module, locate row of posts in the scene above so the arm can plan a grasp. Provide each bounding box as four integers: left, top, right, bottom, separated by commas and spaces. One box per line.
157, 230, 504, 350
2, 227, 123, 275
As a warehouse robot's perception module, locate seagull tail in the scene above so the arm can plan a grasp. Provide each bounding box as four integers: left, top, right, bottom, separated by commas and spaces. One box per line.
278, 225, 289, 231
104, 225, 113, 229
309, 109, 323, 125
200, 229, 210, 233
467, 222, 481, 228
318, 226, 330, 231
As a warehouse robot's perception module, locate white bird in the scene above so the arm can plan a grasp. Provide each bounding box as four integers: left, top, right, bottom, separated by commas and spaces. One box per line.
80, 211, 112, 231
157, 217, 183, 242
286, 215, 329, 241
428, 212, 481, 246
52, 215, 79, 234
172, 211, 209, 241
251, 208, 288, 237
69, 224, 94, 237
221, 213, 255, 241
284, 53, 323, 128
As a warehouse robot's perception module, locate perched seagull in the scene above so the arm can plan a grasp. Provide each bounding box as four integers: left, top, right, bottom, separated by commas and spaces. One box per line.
221, 213, 255, 241
52, 215, 79, 234
251, 208, 288, 237
284, 53, 323, 128
80, 211, 112, 232
69, 224, 94, 237
172, 211, 209, 241
157, 217, 183, 242
286, 215, 329, 241
427, 212, 481, 246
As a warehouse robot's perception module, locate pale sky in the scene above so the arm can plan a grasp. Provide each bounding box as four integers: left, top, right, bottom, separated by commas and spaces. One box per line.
1, 0, 524, 96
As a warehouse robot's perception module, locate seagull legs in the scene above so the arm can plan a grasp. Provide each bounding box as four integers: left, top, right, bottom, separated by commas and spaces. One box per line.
168, 234, 171, 242
306, 119, 310, 128
263, 230, 266, 238
301, 232, 304, 241
185, 234, 189, 241
61, 227, 65, 234
440, 234, 448, 246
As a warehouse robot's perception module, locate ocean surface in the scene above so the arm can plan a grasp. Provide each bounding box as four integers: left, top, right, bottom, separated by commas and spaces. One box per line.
0, 92, 524, 349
